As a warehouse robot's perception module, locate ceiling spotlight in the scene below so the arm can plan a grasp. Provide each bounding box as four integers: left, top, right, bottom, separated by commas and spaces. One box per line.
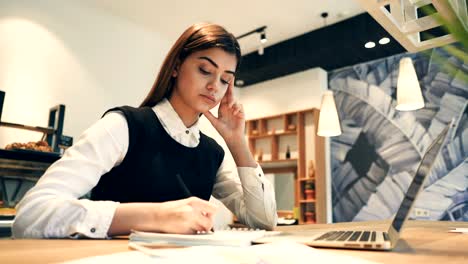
260, 31, 267, 44
235, 26, 268, 55
365, 41, 376, 48
321, 12, 329, 26
235, 79, 245, 86
379, 37, 390, 45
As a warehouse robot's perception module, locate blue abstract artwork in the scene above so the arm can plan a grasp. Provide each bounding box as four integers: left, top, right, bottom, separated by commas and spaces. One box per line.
328, 45, 467, 222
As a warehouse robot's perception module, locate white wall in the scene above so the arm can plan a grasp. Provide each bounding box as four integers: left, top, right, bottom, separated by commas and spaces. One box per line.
0, 0, 170, 146
237, 68, 328, 119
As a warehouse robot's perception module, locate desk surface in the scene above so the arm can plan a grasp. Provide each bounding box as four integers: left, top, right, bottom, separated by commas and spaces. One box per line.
0, 220, 467, 264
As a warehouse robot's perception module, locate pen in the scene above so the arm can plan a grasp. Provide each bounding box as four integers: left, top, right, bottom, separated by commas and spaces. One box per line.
175, 173, 215, 233
175, 173, 192, 198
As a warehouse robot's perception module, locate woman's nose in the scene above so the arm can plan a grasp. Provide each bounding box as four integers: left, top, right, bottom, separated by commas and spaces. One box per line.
206, 78, 219, 92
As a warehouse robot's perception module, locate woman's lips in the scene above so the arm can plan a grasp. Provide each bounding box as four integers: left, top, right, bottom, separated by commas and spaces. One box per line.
200, 94, 216, 103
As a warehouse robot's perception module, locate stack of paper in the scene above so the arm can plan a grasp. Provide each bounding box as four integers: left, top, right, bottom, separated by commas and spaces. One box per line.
129, 229, 272, 247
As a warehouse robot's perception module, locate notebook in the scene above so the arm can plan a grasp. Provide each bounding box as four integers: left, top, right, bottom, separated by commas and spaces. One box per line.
129, 228, 279, 247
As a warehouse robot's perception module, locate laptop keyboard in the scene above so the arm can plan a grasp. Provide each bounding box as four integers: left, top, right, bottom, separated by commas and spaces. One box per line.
314, 231, 385, 242
383, 232, 390, 241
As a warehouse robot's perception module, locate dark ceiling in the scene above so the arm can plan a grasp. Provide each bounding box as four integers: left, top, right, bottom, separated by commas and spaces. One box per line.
236, 13, 406, 87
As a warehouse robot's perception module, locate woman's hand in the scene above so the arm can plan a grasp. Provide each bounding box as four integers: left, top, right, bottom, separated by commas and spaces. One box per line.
108, 197, 217, 236
155, 197, 217, 234
203, 79, 245, 144
203, 79, 257, 168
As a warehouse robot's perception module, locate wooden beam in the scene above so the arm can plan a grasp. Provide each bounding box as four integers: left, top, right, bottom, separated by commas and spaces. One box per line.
377, 0, 394, 6
390, 0, 405, 27
416, 33, 457, 49
355, 0, 457, 52
402, 14, 443, 33
410, 0, 434, 8
403, 0, 421, 44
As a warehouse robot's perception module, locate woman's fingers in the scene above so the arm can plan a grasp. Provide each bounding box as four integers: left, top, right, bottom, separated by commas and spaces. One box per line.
156, 197, 218, 234
186, 197, 218, 216
221, 79, 235, 108
232, 103, 239, 115
184, 197, 216, 232
194, 212, 214, 232
229, 102, 244, 119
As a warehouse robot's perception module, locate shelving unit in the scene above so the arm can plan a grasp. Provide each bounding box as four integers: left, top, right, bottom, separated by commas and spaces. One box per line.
0, 91, 67, 209
246, 108, 326, 224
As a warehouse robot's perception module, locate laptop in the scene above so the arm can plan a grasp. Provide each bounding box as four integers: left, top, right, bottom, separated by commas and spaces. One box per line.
255, 123, 453, 251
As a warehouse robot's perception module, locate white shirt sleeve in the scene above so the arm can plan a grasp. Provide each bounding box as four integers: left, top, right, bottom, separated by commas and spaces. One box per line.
211, 159, 278, 230
12, 112, 129, 238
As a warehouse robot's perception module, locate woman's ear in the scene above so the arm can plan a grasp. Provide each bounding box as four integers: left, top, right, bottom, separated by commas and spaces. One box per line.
172, 61, 180, 78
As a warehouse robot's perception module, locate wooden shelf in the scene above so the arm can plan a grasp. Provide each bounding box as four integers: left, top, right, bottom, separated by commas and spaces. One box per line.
299, 199, 316, 203
0, 121, 54, 134
259, 158, 297, 166
249, 130, 297, 139
259, 159, 297, 174
299, 178, 315, 182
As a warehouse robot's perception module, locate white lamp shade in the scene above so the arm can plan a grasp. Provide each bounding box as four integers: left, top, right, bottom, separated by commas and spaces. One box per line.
318, 91, 342, 137
396, 57, 424, 111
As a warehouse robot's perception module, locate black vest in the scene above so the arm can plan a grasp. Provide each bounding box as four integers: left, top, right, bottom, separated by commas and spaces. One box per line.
90, 106, 224, 203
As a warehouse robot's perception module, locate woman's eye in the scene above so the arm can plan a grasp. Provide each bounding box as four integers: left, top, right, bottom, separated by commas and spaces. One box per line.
199, 68, 210, 75
221, 79, 230, 85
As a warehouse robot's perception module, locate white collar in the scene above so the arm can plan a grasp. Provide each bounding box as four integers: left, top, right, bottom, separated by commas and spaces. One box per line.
153, 98, 200, 147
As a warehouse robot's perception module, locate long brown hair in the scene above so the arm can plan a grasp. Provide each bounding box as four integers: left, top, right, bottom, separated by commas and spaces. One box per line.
140, 23, 241, 107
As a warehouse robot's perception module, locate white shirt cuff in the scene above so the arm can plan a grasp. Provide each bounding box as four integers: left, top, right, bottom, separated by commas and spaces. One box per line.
68, 200, 120, 239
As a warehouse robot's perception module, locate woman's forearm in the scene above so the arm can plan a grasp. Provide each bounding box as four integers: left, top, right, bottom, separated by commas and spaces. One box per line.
225, 138, 257, 168
108, 203, 160, 236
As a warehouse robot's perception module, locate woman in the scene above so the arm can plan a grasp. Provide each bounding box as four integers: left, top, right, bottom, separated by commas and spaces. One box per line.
12, 22, 277, 238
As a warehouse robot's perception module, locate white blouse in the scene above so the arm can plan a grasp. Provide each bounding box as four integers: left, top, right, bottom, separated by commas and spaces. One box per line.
12, 99, 277, 238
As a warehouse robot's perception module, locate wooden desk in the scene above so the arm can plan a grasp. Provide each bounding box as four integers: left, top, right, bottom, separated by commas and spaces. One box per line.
276, 220, 468, 264
0, 220, 466, 264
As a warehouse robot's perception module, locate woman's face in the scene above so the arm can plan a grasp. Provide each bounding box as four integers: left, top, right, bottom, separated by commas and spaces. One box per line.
170, 47, 237, 114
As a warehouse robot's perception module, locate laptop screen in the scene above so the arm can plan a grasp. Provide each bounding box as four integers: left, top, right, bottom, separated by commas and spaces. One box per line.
390, 125, 449, 232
